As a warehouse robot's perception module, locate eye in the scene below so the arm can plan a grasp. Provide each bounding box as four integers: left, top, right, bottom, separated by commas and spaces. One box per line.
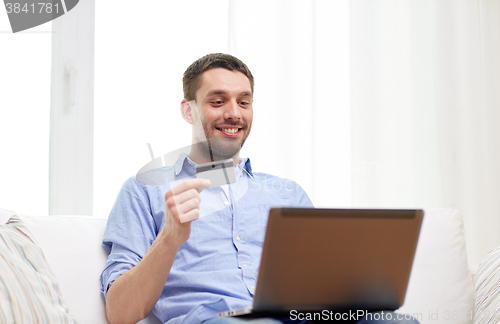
211, 100, 224, 106
239, 101, 250, 107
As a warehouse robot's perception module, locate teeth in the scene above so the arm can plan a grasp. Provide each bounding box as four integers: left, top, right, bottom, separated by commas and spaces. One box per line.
222, 128, 238, 133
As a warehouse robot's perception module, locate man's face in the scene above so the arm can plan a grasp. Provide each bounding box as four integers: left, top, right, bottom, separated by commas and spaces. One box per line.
193, 68, 253, 160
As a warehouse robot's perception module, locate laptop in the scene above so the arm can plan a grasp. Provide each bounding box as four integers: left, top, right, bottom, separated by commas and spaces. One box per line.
217, 208, 423, 318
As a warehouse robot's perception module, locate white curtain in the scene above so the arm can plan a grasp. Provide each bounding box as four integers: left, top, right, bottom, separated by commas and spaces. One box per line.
94, 0, 352, 216
93, 0, 499, 266
350, 0, 500, 267
228, 0, 500, 266
228, 0, 352, 208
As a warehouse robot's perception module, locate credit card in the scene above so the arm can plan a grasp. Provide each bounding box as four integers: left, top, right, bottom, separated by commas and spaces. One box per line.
195, 159, 236, 188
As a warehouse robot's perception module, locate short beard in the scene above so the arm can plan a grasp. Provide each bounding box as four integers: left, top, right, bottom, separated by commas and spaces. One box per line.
193, 137, 240, 161
193, 117, 251, 162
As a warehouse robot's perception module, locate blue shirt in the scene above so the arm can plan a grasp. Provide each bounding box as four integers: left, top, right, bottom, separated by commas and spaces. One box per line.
100, 153, 313, 324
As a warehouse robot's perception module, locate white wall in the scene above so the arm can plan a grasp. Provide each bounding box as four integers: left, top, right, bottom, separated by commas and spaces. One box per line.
0, 11, 51, 215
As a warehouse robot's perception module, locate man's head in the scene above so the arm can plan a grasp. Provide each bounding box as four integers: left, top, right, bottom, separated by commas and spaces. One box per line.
181, 54, 254, 162
182, 53, 254, 102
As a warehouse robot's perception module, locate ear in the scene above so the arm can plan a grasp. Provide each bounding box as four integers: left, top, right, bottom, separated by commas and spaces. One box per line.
180, 99, 195, 125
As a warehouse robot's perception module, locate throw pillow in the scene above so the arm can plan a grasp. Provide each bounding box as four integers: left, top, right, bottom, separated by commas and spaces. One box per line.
475, 245, 500, 324
0, 215, 80, 324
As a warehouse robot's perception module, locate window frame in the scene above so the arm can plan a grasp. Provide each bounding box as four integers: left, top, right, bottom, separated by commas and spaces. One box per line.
49, 0, 95, 215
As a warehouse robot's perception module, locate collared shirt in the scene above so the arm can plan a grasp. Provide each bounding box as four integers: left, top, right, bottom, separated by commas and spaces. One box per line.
100, 154, 313, 324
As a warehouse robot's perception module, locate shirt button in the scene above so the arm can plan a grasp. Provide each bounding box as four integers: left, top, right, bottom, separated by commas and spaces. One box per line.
251, 286, 256, 290
242, 264, 248, 267
224, 201, 229, 206
236, 235, 241, 241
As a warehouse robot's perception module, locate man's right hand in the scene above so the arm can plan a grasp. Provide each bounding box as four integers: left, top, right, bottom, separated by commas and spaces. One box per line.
105, 178, 211, 324
162, 178, 211, 245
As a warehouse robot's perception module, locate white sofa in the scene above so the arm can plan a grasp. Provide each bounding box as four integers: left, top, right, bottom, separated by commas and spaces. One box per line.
0, 208, 475, 324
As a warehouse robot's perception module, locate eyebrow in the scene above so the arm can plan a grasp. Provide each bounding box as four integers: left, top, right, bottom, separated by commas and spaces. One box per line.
206, 90, 252, 97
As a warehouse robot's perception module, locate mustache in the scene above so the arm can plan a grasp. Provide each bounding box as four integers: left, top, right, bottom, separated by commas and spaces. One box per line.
213, 121, 247, 128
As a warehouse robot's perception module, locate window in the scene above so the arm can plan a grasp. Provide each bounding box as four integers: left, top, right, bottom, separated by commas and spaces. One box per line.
93, 0, 229, 217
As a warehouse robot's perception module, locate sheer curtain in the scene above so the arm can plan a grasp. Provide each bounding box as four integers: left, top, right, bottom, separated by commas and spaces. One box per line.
228, 0, 500, 266
350, 0, 500, 267
227, 0, 352, 208
93, 0, 499, 266
94, 0, 351, 216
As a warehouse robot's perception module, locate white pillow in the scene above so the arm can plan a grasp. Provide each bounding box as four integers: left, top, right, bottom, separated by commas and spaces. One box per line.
0, 207, 16, 224
474, 245, 500, 323
398, 209, 475, 324
0, 215, 80, 324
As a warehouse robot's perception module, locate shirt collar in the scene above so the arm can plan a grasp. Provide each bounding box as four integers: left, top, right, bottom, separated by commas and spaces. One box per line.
173, 152, 254, 179
242, 157, 254, 179
173, 152, 195, 176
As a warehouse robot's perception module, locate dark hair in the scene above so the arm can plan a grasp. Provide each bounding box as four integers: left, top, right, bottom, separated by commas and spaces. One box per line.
183, 53, 254, 101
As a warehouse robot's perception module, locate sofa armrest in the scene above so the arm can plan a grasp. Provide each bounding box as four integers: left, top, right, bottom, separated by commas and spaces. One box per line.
398, 209, 474, 324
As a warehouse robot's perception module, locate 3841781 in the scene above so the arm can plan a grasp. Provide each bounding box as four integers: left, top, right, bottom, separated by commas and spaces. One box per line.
5, 2, 60, 14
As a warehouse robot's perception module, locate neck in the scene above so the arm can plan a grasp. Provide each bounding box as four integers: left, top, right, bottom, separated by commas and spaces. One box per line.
188, 146, 240, 167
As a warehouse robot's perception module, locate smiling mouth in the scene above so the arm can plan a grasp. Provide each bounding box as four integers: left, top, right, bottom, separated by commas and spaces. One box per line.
216, 127, 241, 136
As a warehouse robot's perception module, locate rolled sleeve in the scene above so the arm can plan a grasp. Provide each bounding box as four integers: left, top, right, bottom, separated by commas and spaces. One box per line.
100, 244, 139, 298
100, 177, 163, 300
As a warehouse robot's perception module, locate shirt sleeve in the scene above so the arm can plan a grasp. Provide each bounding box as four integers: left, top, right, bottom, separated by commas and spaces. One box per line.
293, 181, 314, 208
99, 177, 159, 299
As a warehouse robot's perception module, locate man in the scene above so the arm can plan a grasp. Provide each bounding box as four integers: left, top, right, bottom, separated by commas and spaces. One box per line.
100, 53, 418, 324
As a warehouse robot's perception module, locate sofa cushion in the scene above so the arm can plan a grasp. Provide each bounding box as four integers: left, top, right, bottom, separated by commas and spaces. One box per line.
398, 208, 475, 324
474, 245, 500, 323
17, 212, 161, 324
0, 215, 80, 324
20, 213, 111, 324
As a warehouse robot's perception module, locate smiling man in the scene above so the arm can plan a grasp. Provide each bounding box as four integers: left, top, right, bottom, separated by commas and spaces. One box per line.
99, 54, 313, 324
183, 66, 253, 164
100, 54, 419, 324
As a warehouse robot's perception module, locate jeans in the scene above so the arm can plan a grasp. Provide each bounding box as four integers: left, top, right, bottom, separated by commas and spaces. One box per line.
202, 311, 419, 324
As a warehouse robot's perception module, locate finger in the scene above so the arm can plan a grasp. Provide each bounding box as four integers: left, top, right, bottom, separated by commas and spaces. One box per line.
195, 179, 211, 192
170, 209, 192, 226
172, 178, 211, 195
173, 188, 200, 206
175, 196, 201, 216
165, 196, 192, 228
165, 194, 180, 219
179, 208, 200, 223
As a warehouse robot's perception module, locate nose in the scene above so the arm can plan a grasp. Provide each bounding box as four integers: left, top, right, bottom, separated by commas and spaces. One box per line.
223, 99, 241, 120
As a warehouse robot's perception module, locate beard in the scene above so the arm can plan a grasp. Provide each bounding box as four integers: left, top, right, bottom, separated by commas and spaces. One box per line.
193, 120, 251, 162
